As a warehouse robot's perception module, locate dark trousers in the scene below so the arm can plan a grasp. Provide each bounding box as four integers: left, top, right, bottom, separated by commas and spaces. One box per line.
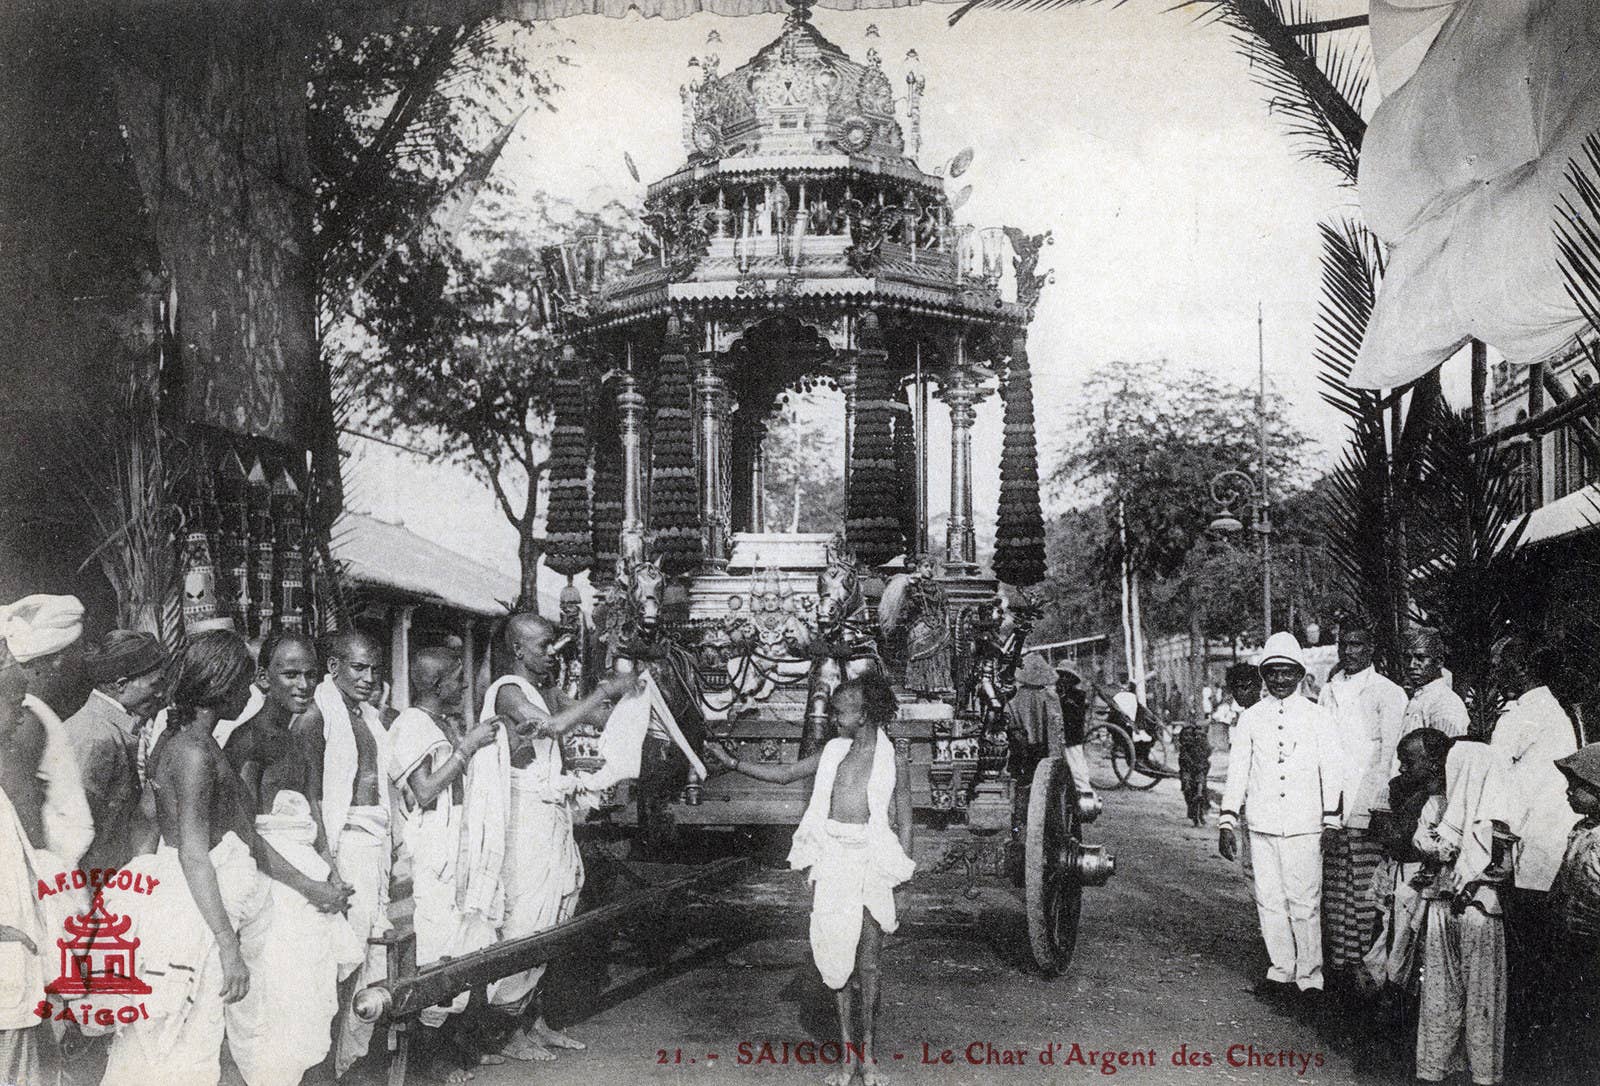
1504, 887, 1558, 1080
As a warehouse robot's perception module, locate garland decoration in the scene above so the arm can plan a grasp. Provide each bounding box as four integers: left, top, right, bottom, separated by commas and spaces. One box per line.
650, 318, 703, 574
992, 333, 1047, 586
845, 313, 904, 566
545, 349, 593, 579
589, 380, 623, 587
893, 381, 919, 556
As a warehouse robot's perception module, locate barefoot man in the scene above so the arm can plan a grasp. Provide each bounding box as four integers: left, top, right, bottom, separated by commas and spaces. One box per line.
294, 630, 393, 1077
484, 613, 635, 1062
225, 631, 361, 1086
710, 674, 914, 1085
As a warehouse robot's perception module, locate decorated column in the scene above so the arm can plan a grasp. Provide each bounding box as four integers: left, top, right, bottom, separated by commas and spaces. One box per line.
938, 343, 990, 574
545, 346, 595, 585
749, 418, 768, 533
650, 317, 703, 574
695, 350, 730, 569
844, 311, 903, 566
993, 332, 1048, 586
836, 354, 859, 508
590, 377, 623, 586
616, 351, 649, 565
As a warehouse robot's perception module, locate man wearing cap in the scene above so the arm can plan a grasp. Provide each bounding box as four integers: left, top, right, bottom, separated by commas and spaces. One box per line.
1317, 620, 1407, 991
1218, 632, 1345, 1008
1401, 628, 1470, 740
1550, 743, 1600, 1083
66, 630, 167, 870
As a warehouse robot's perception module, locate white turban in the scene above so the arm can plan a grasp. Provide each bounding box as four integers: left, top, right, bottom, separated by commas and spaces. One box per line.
0, 594, 86, 664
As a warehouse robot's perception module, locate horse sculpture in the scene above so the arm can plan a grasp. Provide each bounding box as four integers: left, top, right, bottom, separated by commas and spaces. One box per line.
599, 555, 708, 855
785, 538, 886, 758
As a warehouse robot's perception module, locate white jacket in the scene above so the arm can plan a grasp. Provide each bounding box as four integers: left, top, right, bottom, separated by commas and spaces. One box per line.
1319, 665, 1407, 829
1220, 692, 1346, 837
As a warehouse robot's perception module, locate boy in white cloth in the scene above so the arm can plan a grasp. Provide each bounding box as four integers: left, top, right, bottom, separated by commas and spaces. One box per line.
1411, 741, 1512, 1085
479, 614, 634, 1061
709, 674, 915, 1086
1218, 632, 1345, 1010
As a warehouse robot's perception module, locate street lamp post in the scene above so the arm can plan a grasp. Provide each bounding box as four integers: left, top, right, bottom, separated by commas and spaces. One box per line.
1209, 307, 1273, 641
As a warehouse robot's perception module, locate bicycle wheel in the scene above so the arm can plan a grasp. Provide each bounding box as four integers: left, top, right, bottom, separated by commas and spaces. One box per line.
1123, 732, 1174, 791
1083, 722, 1134, 790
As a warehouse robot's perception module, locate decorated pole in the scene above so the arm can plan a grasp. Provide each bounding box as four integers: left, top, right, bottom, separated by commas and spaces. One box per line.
616, 345, 648, 566
938, 340, 988, 574
695, 346, 730, 569
650, 317, 703, 574
844, 311, 902, 566
545, 345, 595, 585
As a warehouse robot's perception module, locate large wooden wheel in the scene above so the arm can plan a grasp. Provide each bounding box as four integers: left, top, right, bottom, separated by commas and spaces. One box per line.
1024, 755, 1084, 976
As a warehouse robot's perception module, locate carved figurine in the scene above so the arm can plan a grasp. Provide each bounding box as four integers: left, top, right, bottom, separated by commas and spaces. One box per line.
1002, 226, 1053, 311
878, 555, 954, 697
961, 594, 1040, 780
784, 535, 885, 757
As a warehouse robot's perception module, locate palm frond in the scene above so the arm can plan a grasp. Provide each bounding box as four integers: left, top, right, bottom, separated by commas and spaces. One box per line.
1557, 130, 1600, 343
1409, 406, 1535, 734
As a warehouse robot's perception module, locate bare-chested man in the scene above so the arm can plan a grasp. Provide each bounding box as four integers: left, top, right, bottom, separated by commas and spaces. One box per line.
225, 631, 362, 1086
293, 629, 393, 1077
484, 613, 634, 1061
103, 630, 348, 1086
709, 676, 915, 1086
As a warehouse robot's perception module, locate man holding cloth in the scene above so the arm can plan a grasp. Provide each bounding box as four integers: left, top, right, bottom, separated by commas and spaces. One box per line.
67, 630, 167, 870
294, 630, 393, 1077
1317, 621, 1407, 991
1219, 632, 1345, 1010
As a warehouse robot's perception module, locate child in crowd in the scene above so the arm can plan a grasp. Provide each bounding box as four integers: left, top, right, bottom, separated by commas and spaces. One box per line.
1550, 744, 1600, 1084
707, 675, 914, 1086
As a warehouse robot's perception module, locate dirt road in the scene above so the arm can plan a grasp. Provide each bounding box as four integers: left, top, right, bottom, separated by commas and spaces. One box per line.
442, 783, 1407, 1085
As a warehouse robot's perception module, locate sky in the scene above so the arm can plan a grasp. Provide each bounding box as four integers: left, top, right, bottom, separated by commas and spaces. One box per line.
352, 2, 1389, 582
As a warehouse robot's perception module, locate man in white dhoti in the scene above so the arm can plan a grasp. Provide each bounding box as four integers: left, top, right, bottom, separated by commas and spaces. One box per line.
709, 675, 914, 1086
104, 631, 345, 1086
1411, 741, 1512, 1086
388, 647, 502, 1081
223, 631, 360, 1086
293, 629, 394, 1077
1218, 632, 1345, 1013
481, 614, 633, 1062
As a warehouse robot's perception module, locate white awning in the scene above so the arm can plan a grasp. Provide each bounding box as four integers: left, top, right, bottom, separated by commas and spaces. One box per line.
1519, 485, 1600, 548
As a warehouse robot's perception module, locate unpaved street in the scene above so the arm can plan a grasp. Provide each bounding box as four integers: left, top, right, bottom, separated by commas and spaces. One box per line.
444, 782, 1406, 1085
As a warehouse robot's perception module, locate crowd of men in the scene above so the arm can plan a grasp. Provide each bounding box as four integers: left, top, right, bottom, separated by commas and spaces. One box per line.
0, 593, 632, 1086
1216, 621, 1600, 1085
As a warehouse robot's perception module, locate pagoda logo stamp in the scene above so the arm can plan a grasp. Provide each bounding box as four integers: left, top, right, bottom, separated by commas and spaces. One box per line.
44, 891, 152, 998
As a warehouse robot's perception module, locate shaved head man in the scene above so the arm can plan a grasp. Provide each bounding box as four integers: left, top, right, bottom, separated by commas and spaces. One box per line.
294, 628, 393, 1074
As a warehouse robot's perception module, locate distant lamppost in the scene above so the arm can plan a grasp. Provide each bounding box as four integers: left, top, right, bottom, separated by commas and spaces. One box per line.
1208, 306, 1273, 641
1209, 469, 1272, 642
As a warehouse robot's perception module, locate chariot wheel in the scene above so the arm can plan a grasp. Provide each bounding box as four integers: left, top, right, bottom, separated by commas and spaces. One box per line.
1024, 755, 1084, 976
1083, 722, 1134, 790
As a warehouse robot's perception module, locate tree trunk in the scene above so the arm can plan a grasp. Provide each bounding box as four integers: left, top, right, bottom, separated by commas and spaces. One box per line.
1188, 596, 1205, 724
517, 467, 544, 613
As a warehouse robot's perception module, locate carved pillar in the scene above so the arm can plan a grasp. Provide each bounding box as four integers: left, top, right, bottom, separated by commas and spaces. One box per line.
749, 420, 768, 534
695, 352, 730, 569
617, 352, 648, 565
938, 346, 989, 573
837, 356, 859, 508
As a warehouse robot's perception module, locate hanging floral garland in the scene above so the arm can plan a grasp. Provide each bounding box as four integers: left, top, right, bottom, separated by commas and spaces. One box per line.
993, 334, 1048, 587
544, 362, 593, 581
893, 382, 919, 557
589, 382, 623, 586
845, 317, 903, 566
650, 322, 703, 574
